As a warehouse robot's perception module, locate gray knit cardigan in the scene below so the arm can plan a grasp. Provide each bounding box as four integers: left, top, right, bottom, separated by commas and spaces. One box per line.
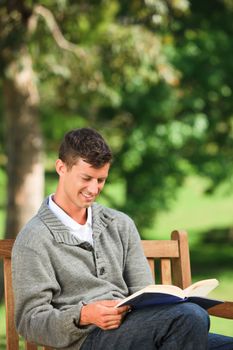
12, 198, 153, 350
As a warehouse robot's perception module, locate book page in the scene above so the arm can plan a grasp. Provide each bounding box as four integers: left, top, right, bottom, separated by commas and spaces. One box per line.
116, 284, 185, 307
143, 284, 185, 298
184, 279, 219, 297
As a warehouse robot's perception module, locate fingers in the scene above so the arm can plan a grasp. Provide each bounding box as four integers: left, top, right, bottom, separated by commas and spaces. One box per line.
96, 300, 131, 314
116, 305, 131, 314
80, 300, 132, 330
95, 306, 127, 330
101, 322, 121, 330
99, 314, 125, 330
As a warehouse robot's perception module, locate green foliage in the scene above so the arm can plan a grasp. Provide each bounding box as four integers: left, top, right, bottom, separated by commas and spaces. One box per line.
1, 0, 233, 231
166, 0, 233, 192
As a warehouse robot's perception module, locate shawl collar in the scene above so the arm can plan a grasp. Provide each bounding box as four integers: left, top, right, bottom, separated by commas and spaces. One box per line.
37, 198, 114, 246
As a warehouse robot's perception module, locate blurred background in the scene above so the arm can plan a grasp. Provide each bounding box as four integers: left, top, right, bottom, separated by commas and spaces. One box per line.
0, 0, 233, 347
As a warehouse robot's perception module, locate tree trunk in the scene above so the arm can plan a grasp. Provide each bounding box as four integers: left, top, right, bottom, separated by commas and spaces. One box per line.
0, 47, 44, 301
3, 48, 44, 238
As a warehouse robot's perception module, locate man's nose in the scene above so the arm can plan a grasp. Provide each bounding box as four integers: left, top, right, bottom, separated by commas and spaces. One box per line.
87, 179, 99, 194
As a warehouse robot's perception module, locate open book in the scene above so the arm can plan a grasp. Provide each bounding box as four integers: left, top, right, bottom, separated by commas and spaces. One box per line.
116, 279, 224, 310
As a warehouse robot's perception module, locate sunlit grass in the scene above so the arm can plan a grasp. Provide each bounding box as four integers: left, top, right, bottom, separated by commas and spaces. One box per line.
143, 176, 233, 242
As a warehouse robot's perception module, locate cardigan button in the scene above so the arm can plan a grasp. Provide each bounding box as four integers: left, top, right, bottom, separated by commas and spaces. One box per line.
99, 267, 105, 275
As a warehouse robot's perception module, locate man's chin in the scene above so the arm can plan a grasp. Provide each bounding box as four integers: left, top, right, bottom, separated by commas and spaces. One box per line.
81, 200, 94, 208
82, 203, 91, 208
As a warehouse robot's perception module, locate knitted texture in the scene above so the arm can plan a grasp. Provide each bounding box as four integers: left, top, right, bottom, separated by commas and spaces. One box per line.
12, 198, 153, 349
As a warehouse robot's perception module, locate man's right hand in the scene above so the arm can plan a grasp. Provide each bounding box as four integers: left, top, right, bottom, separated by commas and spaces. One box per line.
79, 300, 131, 330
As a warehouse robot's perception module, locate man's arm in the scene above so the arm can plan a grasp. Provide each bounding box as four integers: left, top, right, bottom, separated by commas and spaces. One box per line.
122, 218, 154, 294
12, 244, 93, 348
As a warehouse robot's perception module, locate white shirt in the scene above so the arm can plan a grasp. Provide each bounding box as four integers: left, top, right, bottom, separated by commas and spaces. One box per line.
48, 195, 93, 246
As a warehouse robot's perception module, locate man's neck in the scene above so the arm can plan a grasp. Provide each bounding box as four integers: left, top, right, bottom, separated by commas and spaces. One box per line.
52, 194, 87, 225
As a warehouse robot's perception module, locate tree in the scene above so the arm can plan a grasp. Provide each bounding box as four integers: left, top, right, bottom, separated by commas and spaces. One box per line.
0, 0, 185, 236
0, 2, 44, 238
165, 0, 233, 192
0, 0, 185, 299
1, 0, 233, 236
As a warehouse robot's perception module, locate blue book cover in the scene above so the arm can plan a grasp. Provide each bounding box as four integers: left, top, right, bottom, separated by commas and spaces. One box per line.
116, 279, 224, 310
119, 293, 223, 310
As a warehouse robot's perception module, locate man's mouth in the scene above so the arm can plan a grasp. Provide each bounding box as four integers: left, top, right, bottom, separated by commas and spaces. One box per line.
81, 192, 95, 201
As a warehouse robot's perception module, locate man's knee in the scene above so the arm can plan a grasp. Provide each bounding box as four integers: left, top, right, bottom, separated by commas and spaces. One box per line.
182, 303, 209, 325
156, 303, 209, 349
177, 302, 210, 334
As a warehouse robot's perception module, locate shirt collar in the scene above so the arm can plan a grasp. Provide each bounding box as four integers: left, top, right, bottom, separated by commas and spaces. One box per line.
48, 194, 92, 231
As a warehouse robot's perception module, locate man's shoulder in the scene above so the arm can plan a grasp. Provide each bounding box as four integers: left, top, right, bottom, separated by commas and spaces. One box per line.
93, 202, 134, 225
13, 212, 51, 251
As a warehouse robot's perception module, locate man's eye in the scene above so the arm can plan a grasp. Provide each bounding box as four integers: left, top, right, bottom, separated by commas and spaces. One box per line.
82, 177, 91, 181
98, 179, 105, 184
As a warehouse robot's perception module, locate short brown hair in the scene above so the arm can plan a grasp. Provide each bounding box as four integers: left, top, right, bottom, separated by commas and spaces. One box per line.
58, 128, 112, 168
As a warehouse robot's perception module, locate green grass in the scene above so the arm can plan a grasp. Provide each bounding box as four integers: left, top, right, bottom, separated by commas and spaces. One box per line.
143, 176, 233, 241
0, 173, 233, 345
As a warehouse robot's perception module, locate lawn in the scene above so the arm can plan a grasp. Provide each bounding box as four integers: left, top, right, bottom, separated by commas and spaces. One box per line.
0, 174, 232, 348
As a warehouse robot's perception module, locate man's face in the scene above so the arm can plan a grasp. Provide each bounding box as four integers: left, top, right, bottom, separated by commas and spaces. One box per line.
56, 158, 110, 211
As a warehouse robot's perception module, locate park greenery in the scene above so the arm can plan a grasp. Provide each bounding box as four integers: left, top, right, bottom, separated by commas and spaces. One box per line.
0, 0, 233, 345
1, 0, 233, 235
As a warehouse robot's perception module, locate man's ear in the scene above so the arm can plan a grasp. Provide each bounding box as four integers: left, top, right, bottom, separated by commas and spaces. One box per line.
55, 159, 66, 176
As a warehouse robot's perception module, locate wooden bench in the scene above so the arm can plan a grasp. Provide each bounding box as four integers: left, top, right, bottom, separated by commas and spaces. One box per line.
0, 230, 232, 349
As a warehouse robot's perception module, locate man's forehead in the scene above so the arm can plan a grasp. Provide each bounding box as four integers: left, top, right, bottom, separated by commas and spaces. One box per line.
73, 159, 110, 174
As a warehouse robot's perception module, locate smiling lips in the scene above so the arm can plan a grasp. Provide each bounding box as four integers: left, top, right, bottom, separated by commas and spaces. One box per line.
81, 192, 96, 201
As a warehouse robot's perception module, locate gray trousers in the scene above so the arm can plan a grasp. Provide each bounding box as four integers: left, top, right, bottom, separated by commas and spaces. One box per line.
81, 303, 233, 350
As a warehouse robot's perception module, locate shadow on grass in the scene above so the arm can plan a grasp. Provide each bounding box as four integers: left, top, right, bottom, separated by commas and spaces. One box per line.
0, 340, 5, 350
189, 226, 233, 277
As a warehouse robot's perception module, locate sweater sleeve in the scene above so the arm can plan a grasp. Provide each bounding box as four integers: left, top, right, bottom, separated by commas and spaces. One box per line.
122, 217, 155, 294
12, 244, 94, 348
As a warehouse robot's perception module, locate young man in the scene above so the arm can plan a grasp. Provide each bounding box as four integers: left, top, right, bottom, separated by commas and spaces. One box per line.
12, 128, 233, 350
